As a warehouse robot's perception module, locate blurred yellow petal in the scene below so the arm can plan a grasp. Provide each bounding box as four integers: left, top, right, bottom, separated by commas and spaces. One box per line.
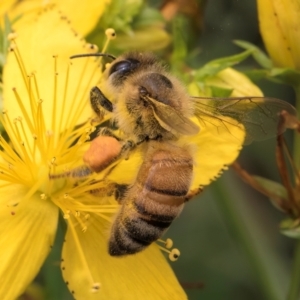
61, 214, 187, 300
205, 67, 263, 97
257, 0, 300, 69
9, 0, 110, 36
0, 185, 58, 300
0, 0, 17, 16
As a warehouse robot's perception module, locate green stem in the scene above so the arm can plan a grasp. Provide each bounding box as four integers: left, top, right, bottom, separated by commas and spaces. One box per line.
292, 84, 300, 168
287, 240, 300, 300
287, 84, 300, 300
213, 178, 281, 300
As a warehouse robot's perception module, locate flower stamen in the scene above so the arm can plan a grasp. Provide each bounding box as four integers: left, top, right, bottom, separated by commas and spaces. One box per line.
11, 88, 35, 135
9, 41, 30, 93
156, 238, 180, 261
102, 28, 116, 54
66, 217, 100, 291
52, 56, 59, 135
58, 62, 70, 134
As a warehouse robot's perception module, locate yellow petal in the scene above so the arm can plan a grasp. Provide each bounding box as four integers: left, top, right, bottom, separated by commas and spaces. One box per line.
3, 7, 101, 146
9, 0, 110, 36
185, 116, 245, 189
57, 0, 111, 35
257, 0, 300, 69
205, 67, 263, 97
61, 214, 187, 299
0, 184, 58, 300
0, 0, 17, 17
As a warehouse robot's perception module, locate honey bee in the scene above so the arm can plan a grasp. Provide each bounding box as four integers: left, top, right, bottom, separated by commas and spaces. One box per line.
71, 51, 297, 256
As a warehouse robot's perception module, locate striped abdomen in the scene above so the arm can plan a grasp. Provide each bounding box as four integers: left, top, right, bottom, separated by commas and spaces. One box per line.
109, 142, 193, 256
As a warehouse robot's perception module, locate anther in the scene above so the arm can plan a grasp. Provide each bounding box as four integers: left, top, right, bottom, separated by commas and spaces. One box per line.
157, 238, 173, 249
169, 248, 180, 262
63, 213, 70, 219
40, 194, 47, 200
8, 33, 17, 40
105, 28, 116, 40
91, 283, 101, 293
165, 238, 173, 249
86, 43, 99, 52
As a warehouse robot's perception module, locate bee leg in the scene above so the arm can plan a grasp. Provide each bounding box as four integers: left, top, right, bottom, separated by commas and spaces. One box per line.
114, 183, 129, 203
120, 140, 136, 160
49, 165, 92, 179
97, 127, 122, 141
120, 135, 148, 159
90, 86, 113, 117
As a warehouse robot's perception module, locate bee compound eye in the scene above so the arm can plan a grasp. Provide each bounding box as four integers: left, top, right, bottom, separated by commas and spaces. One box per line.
109, 58, 140, 77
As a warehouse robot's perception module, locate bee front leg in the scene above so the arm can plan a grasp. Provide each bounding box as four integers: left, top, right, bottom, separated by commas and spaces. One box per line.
90, 86, 113, 117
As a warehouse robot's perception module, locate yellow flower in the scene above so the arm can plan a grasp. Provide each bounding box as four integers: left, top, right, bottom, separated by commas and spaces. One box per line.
0, 8, 186, 300
0, 0, 110, 36
257, 0, 300, 69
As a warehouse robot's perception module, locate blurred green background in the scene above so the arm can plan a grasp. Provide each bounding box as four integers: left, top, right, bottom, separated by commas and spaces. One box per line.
19, 0, 297, 299
167, 1, 295, 300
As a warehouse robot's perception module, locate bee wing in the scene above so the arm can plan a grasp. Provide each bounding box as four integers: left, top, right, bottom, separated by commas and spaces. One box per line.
192, 96, 297, 144
146, 96, 200, 136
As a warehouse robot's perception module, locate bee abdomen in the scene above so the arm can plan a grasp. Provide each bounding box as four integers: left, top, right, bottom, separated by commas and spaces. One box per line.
109, 212, 173, 256
109, 205, 175, 256
109, 143, 193, 256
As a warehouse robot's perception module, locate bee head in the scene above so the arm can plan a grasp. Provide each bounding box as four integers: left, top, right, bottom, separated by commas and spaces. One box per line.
107, 52, 159, 88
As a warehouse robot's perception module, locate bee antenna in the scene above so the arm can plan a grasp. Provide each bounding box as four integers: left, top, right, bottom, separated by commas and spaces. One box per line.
70, 53, 116, 60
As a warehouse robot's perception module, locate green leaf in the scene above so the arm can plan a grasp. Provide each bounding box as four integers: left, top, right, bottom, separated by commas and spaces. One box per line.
280, 219, 300, 239
132, 7, 164, 28
269, 68, 300, 87
0, 15, 13, 68
170, 16, 188, 68
242, 69, 269, 81
96, 0, 143, 34
234, 39, 273, 69
252, 176, 288, 212
194, 50, 253, 81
